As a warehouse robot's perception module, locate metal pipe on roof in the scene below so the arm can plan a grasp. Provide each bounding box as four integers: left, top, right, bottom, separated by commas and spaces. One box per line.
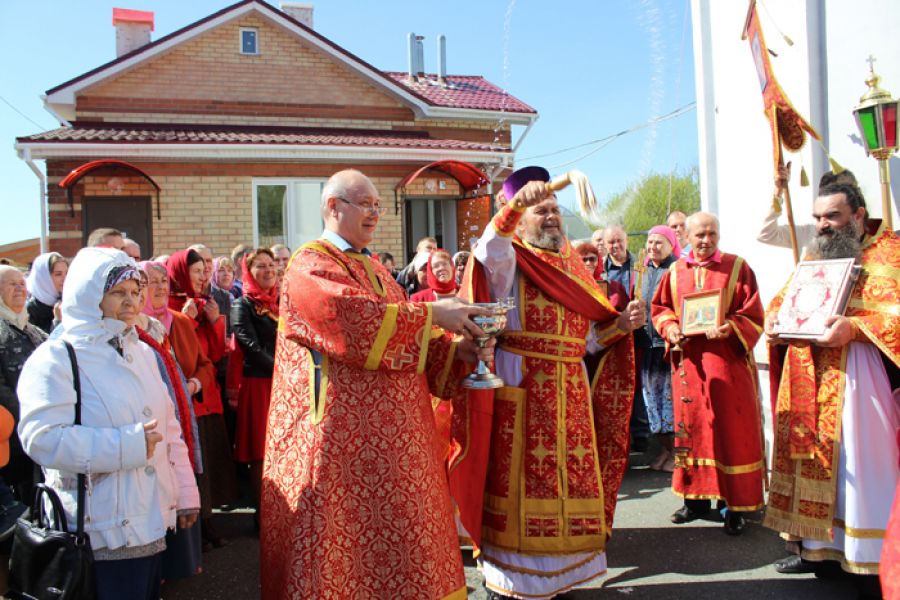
407, 32, 417, 81
437, 35, 447, 85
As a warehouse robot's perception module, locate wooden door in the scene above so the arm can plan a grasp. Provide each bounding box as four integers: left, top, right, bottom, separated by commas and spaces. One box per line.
82, 196, 153, 256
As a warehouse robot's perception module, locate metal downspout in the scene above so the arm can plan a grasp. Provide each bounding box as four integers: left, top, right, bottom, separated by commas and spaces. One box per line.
21, 148, 48, 253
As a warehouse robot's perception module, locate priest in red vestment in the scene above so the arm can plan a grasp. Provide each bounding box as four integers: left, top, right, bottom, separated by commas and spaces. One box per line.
762, 183, 898, 598
451, 166, 645, 600
651, 211, 766, 536
260, 169, 494, 600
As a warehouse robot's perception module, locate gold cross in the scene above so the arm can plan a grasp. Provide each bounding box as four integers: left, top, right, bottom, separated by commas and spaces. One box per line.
532, 431, 553, 463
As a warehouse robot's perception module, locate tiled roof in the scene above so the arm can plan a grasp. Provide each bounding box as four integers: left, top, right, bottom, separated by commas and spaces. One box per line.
17, 123, 509, 152
385, 73, 536, 114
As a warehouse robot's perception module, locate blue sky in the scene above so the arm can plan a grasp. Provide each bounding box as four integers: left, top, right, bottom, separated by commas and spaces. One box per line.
0, 0, 697, 245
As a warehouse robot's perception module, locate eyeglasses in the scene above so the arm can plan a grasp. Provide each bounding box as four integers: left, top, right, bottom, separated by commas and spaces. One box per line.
336, 197, 387, 216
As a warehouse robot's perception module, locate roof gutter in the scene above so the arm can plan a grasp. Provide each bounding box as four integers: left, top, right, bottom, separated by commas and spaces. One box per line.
14, 141, 512, 164
19, 147, 48, 253
511, 114, 538, 156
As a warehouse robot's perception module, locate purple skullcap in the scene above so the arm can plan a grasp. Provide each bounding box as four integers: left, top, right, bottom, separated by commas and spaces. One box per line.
502, 166, 550, 200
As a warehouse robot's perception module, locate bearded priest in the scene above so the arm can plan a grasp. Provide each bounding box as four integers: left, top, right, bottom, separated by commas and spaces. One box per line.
765, 182, 899, 599
452, 166, 645, 600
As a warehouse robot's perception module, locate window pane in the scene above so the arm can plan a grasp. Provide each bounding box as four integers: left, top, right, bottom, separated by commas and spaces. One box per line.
287, 182, 324, 249
258, 185, 286, 248
242, 30, 257, 54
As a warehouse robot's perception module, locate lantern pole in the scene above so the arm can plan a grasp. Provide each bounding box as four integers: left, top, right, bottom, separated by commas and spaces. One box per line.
853, 56, 897, 231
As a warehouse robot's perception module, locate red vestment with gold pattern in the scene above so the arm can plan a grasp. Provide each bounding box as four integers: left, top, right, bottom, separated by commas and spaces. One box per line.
651, 252, 766, 510
765, 226, 900, 576
451, 200, 634, 589
260, 239, 467, 600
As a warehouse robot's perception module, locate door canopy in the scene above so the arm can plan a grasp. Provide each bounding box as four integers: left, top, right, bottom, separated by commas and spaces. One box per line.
59, 159, 161, 218
396, 159, 488, 193
394, 159, 489, 215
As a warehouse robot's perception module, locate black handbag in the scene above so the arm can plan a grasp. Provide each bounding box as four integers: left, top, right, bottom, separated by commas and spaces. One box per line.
8, 341, 94, 600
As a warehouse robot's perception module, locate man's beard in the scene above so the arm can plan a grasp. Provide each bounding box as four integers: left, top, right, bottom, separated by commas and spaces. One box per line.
808, 219, 862, 260
523, 228, 563, 251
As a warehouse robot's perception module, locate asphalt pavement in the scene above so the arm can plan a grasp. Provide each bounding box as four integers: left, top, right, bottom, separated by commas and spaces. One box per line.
161, 444, 860, 600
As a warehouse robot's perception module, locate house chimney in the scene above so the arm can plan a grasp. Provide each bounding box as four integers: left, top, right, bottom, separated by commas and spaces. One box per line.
437, 34, 447, 85
112, 8, 154, 57
407, 33, 425, 82
281, 2, 314, 28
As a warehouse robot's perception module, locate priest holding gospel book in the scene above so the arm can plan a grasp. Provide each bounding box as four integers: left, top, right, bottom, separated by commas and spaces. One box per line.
764, 182, 900, 600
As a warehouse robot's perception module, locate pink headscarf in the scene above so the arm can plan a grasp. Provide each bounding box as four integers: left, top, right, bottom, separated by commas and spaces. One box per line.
139, 261, 174, 332
645, 225, 682, 264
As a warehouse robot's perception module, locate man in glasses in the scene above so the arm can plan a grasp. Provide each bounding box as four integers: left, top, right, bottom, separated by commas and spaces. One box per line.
260, 168, 495, 600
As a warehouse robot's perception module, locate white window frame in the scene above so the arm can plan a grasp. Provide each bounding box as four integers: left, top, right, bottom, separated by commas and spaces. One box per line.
239, 27, 259, 55
252, 178, 327, 249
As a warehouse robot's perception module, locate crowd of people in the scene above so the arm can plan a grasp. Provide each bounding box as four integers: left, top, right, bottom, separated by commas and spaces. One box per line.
0, 163, 896, 600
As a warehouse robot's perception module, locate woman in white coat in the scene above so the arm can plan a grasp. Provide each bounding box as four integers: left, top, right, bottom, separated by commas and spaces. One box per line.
17, 247, 199, 600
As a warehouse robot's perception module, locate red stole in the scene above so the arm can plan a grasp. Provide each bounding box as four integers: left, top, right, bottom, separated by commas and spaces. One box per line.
450, 237, 620, 548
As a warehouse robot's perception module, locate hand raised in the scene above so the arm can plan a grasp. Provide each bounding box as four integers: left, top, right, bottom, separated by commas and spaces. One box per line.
510, 180, 550, 209
182, 298, 198, 320
203, 299, 220, 323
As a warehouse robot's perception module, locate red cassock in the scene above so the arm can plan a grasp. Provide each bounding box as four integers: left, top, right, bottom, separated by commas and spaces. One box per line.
260, 240, 467, 600
651, 253, 767, 510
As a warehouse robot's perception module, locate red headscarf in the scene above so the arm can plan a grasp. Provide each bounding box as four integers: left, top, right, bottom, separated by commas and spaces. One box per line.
425, 249, 458, 295
166, 249, 207, 312
242, 253, 279, 316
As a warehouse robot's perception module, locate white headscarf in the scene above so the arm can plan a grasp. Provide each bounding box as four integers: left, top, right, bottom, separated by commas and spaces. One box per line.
25, 252, 63, 306
56, 247, 136, 348
0, 265, 28, 330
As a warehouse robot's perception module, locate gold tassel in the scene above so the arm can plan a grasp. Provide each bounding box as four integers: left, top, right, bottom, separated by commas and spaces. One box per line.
782, 34, 794, 47
799, 166, 810, 187
828, 157, 845, 175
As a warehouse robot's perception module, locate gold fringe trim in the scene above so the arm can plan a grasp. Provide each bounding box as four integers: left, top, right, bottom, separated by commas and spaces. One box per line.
801, 548, 880, 576
763, 513, 831, 542
485, 567, 608, 599
481, 550, 602, 578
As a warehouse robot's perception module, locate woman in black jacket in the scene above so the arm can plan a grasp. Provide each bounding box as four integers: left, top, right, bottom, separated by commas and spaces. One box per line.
230, 248, 278, 515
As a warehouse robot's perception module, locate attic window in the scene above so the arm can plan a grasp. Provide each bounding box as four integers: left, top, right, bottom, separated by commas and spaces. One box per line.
240, 28, 258, 55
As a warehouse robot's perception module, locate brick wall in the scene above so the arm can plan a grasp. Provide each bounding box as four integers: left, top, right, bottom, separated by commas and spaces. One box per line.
72, 14, 516, 147
45, 161, 487, 262
80, 14, 404, 113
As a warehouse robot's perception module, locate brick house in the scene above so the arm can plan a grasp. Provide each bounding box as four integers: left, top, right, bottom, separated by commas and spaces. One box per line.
15, 0, 536, 260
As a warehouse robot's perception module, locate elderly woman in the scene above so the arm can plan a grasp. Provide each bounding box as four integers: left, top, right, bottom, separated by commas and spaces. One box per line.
635, 225, 681, 471
166, 250, 238, 549
410, 249, 458, 302
230, 249, 278, 521
574, 242, 602, 280
0, 265, 46, 510
25, 252, 68, 334
134, 262, 204, 579
452, 251, 470, 285
16, 248, 199, 599
212, 257, 236, 302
